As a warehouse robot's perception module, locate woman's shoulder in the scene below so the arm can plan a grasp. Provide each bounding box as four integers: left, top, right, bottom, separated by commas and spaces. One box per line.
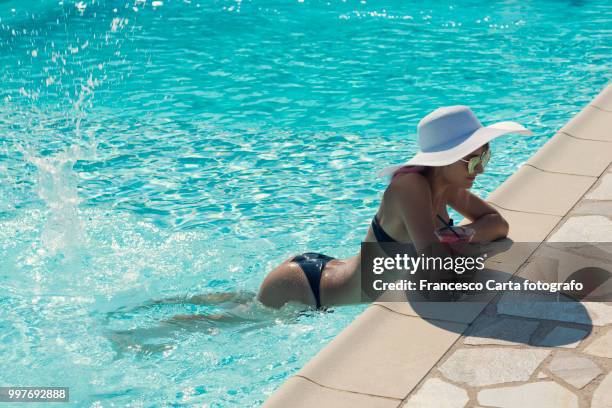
387, 170, 429, 192
384, 170, 431, 204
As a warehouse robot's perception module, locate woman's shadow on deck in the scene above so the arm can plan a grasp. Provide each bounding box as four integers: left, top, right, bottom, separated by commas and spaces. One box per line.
371, 239, 612, 347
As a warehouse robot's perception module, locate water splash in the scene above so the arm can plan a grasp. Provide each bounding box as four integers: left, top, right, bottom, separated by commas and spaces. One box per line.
15, 73, 99, 260
19, 145, 84, 258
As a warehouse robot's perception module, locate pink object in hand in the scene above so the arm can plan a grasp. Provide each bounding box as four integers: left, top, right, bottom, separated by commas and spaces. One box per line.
435, 226, 475, 244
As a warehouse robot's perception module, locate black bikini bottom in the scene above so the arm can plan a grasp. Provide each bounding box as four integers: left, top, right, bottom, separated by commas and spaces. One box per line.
292, 252, 335, 309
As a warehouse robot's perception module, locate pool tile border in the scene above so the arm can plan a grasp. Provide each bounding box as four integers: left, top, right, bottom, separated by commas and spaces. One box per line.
526, 131, 612, 177
262, 82, 612, 407
374, 296, 493, 325
590, 82, 612, 111
295, 305, 467, 399
262, 376, 401, 408
561, 105, 612, 142
485, 204, 563, 243
487, 165, 596, 216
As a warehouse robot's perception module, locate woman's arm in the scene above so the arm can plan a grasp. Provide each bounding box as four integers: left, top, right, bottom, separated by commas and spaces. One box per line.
387, 175, 461, 300
447, 187, 509, 243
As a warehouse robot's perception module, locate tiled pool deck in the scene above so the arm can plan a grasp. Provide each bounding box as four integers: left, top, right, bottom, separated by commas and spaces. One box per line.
263, 83, 612, 408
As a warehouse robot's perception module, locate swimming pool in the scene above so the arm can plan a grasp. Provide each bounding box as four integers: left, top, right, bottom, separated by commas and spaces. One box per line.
1, 0, 610, 406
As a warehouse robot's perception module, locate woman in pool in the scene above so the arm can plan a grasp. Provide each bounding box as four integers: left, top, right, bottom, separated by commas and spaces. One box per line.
107, 106, 533, 350
257, 105, 533, 309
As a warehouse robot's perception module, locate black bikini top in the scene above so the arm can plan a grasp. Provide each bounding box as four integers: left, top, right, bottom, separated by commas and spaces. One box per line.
371, 214, 454, 243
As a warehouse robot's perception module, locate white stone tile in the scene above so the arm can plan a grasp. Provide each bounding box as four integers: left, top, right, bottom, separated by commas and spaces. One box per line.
583, 302, 612, 326
591, 372, 612, 408
439, 348, 549, 387
477, 381, 578, 408
547, 216, 612, 242
583, 328, 612, 358
548, 352, 602, 389
571, 200, 612, 217
586, 173, 612, 200
402, 378, 468, 408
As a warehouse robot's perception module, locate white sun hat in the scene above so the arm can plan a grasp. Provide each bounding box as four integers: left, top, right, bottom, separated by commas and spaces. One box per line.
378, 105, 533, 177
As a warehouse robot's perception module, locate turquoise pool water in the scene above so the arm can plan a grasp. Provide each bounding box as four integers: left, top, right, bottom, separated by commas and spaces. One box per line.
1, 0, 610, 406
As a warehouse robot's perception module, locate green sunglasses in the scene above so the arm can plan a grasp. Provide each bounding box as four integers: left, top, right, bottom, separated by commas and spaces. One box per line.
460, 148, 491, 175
